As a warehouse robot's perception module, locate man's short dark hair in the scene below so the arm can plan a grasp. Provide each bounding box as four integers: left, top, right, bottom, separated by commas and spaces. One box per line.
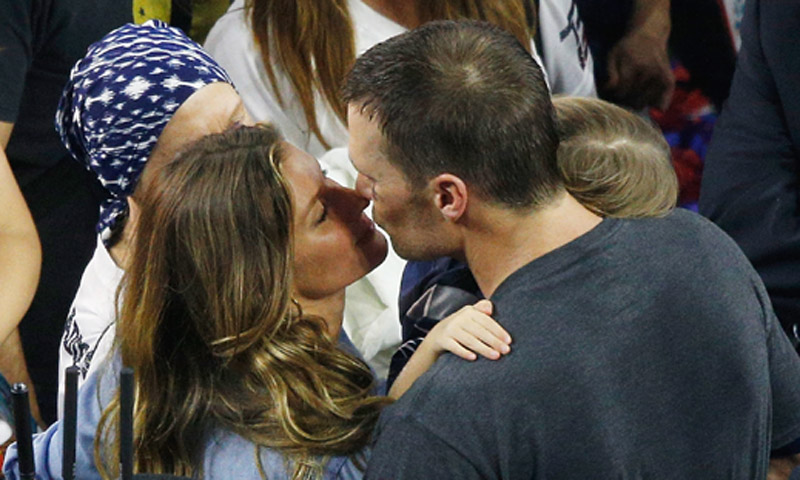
343, 20, 562, 208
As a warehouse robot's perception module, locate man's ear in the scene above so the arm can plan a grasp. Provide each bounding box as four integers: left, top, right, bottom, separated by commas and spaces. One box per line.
432, 174, 468, 222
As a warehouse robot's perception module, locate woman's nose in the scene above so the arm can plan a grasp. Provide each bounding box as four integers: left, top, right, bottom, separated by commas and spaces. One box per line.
329, 184, 369, 219
355, 173, 373, 200
344, 186, 370, 214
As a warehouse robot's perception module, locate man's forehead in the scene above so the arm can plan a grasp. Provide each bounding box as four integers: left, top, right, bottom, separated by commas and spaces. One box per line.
348, 110, 384, 159
348, 103, 383, 135
347, 104, 416, 186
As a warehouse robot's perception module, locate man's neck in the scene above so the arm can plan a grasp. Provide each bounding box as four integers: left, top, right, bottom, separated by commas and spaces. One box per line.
360, 0, 420, 29
465, 191, 603, 298
294, 290, 346, 340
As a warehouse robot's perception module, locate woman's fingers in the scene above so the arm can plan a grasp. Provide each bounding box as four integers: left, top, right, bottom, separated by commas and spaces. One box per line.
460, 306, 511, 345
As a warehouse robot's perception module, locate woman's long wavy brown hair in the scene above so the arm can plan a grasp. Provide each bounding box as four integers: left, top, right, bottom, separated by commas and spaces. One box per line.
248, 0, 536, 149
95, 124, 387, 479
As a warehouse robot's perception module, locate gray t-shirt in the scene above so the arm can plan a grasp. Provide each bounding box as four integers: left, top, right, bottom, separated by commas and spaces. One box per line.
365, 210, 800, 479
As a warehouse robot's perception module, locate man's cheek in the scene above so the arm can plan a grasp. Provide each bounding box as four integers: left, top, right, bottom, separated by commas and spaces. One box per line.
372, 208, 392, 231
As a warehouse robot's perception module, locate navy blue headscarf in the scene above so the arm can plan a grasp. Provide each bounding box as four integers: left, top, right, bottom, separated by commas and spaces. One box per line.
56, 20, 233, 244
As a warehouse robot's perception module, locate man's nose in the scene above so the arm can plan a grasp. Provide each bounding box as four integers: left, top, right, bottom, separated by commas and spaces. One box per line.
355, 173, 373, 200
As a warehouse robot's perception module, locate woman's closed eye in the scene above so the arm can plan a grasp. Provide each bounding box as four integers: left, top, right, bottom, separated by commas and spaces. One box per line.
316, 202, 328, 224
315, 172, 340, 225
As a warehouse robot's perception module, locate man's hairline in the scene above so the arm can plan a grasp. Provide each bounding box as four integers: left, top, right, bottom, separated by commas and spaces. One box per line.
349, 98, 495, 203
348, 99, 416, 182
347, 94, 550, 207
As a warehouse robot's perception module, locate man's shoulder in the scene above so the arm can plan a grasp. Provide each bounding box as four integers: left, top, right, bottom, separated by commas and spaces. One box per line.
389, 356, 474, 402
622, 209, 746, 257
492, 209, 763, 335
496, 210, 740, 298
607, 210, 760, 293
383, 353, 515, 429
371, 355, 539, 478
630, 208, 719, 234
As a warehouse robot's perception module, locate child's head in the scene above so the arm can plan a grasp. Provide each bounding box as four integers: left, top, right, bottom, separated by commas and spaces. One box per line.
554, 96, 678, 218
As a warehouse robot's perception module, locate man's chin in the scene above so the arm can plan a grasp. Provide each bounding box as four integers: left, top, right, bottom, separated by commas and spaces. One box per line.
391, 240, 444, 262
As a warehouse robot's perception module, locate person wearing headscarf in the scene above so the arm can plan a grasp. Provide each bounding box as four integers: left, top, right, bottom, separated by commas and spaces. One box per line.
0, 0, 235, 429
55, 19, 250, 417
3, 21, 390, 478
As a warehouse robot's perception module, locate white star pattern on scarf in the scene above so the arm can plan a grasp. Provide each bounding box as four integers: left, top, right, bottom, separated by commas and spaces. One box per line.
55, 20, 234, 244
123, 76, 153, 100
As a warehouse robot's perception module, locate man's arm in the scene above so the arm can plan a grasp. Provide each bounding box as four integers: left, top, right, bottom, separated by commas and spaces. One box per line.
769, 455, 800, 480
0, 121, 43, 426
604, 0, 673, 110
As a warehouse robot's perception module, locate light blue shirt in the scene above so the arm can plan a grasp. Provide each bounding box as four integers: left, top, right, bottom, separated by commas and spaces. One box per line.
3, 333, 370, 479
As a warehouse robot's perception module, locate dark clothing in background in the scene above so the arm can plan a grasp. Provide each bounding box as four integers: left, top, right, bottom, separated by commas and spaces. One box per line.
0, 0, 131, 424
668, 0, 736, 109
388, 259, 480, 389
367, 211, 800, 479
575, 0, 735, 109
570, 0, 633, 93
700, 0, 800, 346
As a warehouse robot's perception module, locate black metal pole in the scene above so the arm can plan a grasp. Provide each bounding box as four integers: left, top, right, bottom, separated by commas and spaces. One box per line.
120, 367, 134, 480
11, 383, 34, 480
62, 366, 79, 480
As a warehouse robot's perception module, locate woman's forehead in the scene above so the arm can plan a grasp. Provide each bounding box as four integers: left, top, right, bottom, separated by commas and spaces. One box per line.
280, 142, 324, 212
280, 142, 323, 179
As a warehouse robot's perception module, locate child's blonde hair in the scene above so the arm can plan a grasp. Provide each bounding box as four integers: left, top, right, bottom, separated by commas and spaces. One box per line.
554, 96, 678, 218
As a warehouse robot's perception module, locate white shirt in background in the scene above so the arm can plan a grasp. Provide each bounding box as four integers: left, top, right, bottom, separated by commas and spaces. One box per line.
56, 236, 123, 419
